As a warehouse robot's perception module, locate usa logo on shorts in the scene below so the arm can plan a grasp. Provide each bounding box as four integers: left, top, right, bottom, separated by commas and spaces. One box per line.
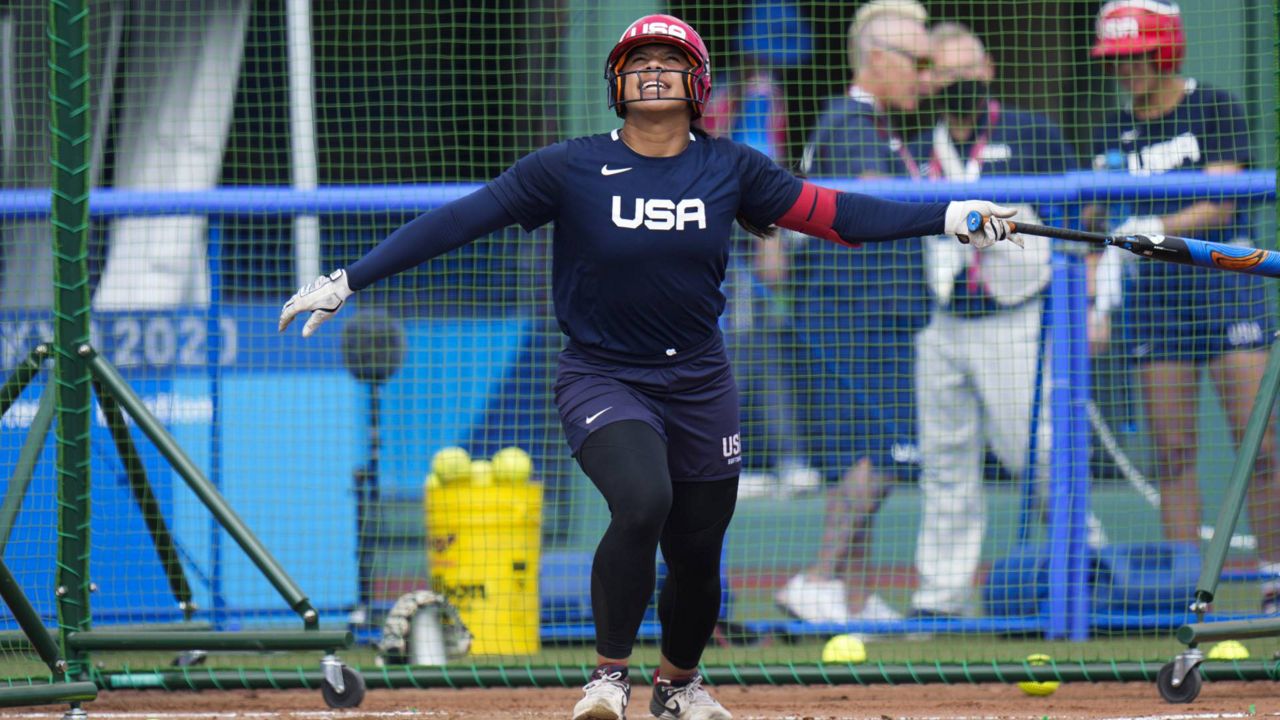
722, 433, 741, 464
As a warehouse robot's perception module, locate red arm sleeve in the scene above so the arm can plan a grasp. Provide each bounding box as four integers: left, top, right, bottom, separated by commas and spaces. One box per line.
774, 181, 856, 247
773, 181, 948, 246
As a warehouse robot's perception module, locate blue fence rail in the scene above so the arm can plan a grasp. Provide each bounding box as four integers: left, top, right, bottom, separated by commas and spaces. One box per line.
0, 171, 1272, 217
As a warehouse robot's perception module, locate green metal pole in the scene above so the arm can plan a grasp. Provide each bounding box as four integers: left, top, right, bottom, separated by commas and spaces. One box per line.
0, 621, 216, 653
0, 345, 49, 419
0, 385, 55, 555
1177, 617, 1280, 644
92, 379, 195, 612
87, 352, 320, 627
49, 0, 94, 682
1199, 38, 1280, 605
0, 558, 64, 675
1192, 336, 1280, 605
0, 629, 55, 652
1182, 44, 1280, 630
67, 629, 351, 651
1180, 11, 1280, 642
0, 683, 98, 709
1192, 2, 1280, 607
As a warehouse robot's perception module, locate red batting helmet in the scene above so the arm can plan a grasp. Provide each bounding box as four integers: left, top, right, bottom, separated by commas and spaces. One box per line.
606, 14, 712, 119
1091, 0, 1186, 74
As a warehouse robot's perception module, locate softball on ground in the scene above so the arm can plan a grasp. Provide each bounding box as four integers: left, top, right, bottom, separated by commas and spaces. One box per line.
821, 633, 867, 664
1017, 653, 1060, 696
492, 446, 533, 484
470, 459, 495, 487
431, 446, 472, 485
1207, 640, 1250, 661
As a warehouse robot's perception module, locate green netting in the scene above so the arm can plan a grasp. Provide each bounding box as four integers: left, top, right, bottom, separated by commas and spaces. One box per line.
2, 0, 1280, 698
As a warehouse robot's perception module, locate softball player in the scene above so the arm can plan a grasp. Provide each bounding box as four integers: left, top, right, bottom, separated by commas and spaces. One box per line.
280, 14, 1020, 719
1088, 0, 1280, 610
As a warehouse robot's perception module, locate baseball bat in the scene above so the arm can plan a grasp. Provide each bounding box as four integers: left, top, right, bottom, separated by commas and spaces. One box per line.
965, 210, 1280, 279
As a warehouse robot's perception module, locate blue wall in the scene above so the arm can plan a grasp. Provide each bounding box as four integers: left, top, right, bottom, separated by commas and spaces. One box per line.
0, 305, 532, 628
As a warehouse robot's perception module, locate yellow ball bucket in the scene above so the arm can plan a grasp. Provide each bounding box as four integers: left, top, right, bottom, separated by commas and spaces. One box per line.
426, 481, 543, 655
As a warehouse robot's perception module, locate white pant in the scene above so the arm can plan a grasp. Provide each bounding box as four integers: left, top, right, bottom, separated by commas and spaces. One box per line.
912, 300, 1048, 615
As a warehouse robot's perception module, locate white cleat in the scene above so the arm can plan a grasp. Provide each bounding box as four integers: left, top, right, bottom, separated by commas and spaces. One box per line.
650, 673, 731, 720
572, 667, 630, 720
775, 574, 852, 624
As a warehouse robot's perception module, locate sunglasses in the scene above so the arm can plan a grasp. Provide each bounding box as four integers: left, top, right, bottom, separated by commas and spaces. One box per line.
871, 41, 933, 73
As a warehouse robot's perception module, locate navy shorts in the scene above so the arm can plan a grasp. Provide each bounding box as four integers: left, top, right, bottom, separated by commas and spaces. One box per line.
554, 333, 742, 482
793, 325, 920, 481
1123, 266, 1275, 364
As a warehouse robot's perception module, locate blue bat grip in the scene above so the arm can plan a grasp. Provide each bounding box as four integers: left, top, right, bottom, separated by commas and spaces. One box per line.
966, 210, 983, 233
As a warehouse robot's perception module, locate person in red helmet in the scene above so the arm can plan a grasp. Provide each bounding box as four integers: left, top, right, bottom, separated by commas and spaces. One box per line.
280, 13, 1020, 719
1086, 0, 1280, 612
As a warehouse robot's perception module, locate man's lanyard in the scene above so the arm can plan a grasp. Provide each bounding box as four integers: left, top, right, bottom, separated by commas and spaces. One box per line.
928, 100, 1000, 182
872, 113, 922, 179
928, 100, 1001, 298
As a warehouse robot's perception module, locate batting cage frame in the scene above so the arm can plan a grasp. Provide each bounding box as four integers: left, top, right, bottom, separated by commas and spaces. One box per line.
2, 0, 1280, 714
0, 0, 355, 712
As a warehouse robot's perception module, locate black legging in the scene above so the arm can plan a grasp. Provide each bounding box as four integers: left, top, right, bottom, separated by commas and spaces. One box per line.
576, 420, 739, 669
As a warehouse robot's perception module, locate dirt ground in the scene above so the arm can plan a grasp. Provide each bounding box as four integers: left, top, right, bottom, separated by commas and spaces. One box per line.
4, 682, 1278, 719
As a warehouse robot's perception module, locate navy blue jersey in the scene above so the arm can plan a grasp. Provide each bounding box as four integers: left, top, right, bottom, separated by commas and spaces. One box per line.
802, 91, 900, 178
1090, 79, 1271, 361
793, 89, 927, 326
1090, 78, 1261, 313
488, 130, 801, 361
346, 128, 946, 364
1090, 80, 1251, 245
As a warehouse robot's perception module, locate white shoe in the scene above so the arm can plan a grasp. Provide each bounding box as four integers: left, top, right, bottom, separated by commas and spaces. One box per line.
736, 472, 777, 500
775, 574, 852, 624
572, 667, 630, 720
853, 593, 902, 622
651, 673, 732, 720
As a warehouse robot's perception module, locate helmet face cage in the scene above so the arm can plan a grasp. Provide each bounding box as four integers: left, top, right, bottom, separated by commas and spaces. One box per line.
1092, 0, 1186, 74
605, 14, 712, 119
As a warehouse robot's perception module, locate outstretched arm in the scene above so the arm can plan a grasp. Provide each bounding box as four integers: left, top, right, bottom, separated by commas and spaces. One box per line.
772, 181, 1018, 248
346, 187, 516, 290
279, 187, 516, 337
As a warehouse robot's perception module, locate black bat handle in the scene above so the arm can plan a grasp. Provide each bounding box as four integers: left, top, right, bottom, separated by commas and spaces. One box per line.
1008, 221, 1108, 246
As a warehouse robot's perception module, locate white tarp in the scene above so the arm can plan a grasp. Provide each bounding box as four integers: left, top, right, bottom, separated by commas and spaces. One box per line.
0, 0, 249, 309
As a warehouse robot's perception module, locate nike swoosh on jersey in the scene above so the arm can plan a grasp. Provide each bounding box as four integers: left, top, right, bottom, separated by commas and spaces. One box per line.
584, 406, 614, 424
600, 165, 632, 176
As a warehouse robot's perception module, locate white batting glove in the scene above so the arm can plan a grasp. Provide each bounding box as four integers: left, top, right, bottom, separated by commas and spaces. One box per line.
1112, 215, 1165, 238
945, 200, 1023, 249
278, 269, 353, 338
